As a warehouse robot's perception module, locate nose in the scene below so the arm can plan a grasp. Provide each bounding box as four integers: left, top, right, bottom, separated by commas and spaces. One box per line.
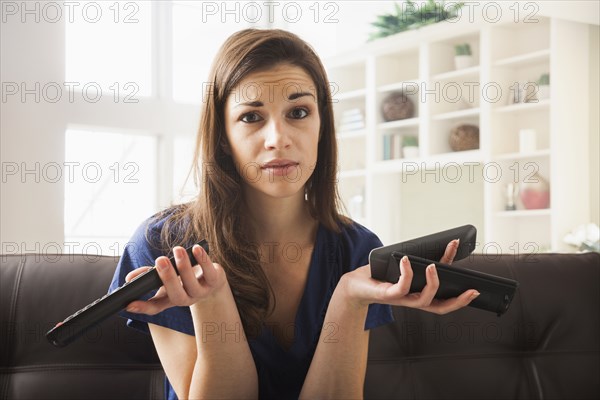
264, 118, 292, 150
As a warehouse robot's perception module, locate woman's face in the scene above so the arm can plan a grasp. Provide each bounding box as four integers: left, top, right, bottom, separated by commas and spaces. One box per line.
224, 63, 321, 201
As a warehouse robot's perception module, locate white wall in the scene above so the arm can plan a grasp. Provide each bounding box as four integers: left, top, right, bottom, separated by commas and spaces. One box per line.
590, 24, 600, 226
1, 15, 66, 251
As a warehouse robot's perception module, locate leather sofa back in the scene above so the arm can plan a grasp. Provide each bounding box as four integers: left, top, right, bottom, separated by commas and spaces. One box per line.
365, 252, 600, 399
2, 252, 599, 399
1, 254, 164, 400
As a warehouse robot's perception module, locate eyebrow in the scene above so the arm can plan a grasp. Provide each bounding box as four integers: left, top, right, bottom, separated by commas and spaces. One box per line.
288, 91, 316, 101
236, 101, 263, 108
234, 91, 316, 108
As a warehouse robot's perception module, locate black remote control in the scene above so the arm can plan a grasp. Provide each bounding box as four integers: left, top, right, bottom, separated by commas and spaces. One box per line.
390, 252, 518, 315
46, 241, 209, 347
369, 225, 519, 315
370, 224, 478, 283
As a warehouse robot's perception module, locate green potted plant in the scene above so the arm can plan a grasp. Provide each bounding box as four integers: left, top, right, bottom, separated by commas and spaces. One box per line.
536, 73, 550, 100
368, 0, 464, 41
402, 135, 419, 158
454, 43, 473, 69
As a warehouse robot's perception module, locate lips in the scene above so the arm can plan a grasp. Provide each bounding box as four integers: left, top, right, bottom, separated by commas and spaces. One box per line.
261, 159, 299, 169
260, 159, 299, 177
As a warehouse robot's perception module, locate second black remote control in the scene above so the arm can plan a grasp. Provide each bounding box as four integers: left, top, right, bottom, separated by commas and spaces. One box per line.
370, 224, 477, 283
46, 241, 209, 348
391, 252, 518, 315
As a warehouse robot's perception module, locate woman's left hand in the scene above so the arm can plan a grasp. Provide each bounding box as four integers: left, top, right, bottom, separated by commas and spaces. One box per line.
341, 239, 479, 314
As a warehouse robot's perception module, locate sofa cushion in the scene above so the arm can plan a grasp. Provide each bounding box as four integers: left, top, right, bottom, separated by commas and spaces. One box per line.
0, 254, 165, 400
365, 252, 600, 399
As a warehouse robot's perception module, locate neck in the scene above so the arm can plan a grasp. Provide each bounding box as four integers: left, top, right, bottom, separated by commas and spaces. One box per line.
242, 188, 317, 244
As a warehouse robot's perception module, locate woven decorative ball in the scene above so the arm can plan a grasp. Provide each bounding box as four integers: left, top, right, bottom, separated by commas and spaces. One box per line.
381, 92, 414, 121
449, 124, 479, 151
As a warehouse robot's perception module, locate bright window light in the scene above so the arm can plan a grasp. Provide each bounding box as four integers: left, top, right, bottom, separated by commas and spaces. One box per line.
172, 1, 254, 104
64, 129, 158, 256
172, 135, 197, 204
65, 1, 153, 98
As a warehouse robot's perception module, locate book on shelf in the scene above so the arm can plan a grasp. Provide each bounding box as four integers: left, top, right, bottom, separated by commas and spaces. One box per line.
338, 108, 365, 132
382, 133, 404, 160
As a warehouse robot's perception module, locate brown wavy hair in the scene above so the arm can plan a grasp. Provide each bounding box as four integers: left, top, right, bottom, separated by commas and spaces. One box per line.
156, 29, 349, 337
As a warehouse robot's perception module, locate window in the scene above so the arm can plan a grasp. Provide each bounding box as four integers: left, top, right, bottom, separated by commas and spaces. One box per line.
64, 129, 158, 255
171, 1, 255, 104
172, 134, 197, 204
65, 1, 153, 98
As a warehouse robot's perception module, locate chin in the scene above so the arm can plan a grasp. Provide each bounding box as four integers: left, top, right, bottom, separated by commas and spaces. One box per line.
253, 180, 307, 200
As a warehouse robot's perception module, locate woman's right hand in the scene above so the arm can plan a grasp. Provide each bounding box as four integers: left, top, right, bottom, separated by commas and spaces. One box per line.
124, 244, 228, 315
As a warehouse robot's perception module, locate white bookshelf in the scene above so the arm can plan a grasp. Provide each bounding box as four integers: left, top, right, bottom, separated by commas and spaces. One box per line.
328, 16, 594, 253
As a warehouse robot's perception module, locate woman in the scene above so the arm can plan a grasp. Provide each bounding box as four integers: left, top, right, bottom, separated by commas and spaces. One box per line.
109, 28, 478, 399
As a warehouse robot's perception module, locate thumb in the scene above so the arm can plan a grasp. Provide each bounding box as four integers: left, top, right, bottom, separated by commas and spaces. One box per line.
125, 266, 153, 283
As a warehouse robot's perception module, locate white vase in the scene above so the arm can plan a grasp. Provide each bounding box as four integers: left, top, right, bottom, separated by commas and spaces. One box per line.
454, 55, 473, 70
537, 84, 550, 100
402, 146, 419, 158
520, 173, 550, 210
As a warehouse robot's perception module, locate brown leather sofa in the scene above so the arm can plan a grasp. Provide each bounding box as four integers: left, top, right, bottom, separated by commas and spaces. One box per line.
1, 251, 598, 399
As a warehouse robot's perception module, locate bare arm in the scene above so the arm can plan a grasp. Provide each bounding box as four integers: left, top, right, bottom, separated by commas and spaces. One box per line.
300, 240, 478, 399
299, 279, 370, 399
126, 245, 258, 399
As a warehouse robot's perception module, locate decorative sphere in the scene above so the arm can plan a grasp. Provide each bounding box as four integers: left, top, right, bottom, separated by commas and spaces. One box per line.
381, 92, 415, 121
449, 124, 479, 151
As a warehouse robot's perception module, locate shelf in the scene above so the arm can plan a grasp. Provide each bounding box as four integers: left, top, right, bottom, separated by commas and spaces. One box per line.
494, 149, 550, 161
432, 107, 480, 121
377, 80, 420, 94
496, 209, 551, 218
377, 118, 419, 130
494, 49, 550, 68
495, 99, 550, 113
425, 149, 483, 164
432, 65, 480, 81
373, 159, 421, 174
335, 88, 366, 101
373, 150, 483, 174
326, 16, 592, 250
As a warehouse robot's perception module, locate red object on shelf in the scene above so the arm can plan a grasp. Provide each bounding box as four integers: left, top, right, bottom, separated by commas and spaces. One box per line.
519, 172, 550, 209
520, 189, 550, 209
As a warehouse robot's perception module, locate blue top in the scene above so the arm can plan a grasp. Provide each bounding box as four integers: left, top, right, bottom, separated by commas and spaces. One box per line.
109, 213, 394, 399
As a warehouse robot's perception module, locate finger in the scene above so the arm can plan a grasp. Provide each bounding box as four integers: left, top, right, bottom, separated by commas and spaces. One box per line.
173, 246, 203, 298
425, 289, 480, 315
415, 264, 440, 307
125, 266, 153, 283
194, 244, 219, 286
440, 239, 460, 264
125, 295, 172, 316
387, 256, 413, 297
124, 286, 164, 310
155, 256, 189, 305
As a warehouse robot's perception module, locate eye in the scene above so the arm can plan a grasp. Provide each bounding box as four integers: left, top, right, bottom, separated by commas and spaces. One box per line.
288, 107, 309, 119
240, 112, 263, 123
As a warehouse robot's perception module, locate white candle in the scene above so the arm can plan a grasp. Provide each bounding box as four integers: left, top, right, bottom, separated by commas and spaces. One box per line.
519, 129, 537, 153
